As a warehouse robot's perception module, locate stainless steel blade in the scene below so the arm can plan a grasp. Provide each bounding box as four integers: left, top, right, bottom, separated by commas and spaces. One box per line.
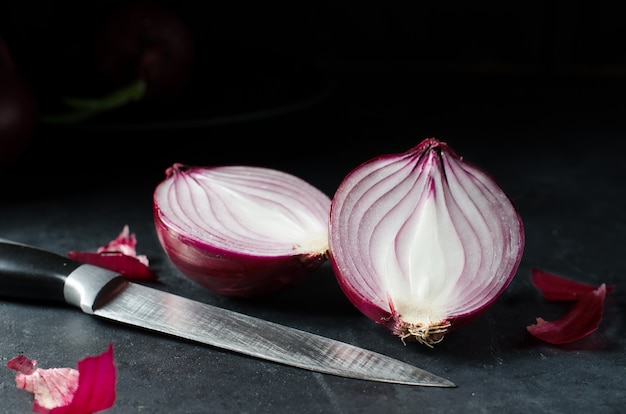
67, 264, 455, 387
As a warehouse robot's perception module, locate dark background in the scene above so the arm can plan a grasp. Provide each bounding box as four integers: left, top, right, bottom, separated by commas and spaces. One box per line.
2, 1, 626, 198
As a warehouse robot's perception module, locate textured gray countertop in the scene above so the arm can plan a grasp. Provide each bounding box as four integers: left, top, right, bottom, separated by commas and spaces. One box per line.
1, 70, 625, 413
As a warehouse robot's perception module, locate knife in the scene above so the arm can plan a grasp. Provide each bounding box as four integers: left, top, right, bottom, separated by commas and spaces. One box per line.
0, 239, 455, 387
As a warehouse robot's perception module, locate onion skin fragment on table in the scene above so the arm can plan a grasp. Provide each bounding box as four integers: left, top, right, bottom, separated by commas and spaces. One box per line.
67, 225, 157, 281
527, 268, 614, 345
328, 137, 525, 347
7, 343, 117, 414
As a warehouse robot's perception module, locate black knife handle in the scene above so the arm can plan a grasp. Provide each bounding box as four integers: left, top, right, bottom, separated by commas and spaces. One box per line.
0, 240, 82, 302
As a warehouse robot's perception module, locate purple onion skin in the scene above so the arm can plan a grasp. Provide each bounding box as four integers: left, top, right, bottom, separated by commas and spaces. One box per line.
329, 138, 525, 346
154, 218, 328, 298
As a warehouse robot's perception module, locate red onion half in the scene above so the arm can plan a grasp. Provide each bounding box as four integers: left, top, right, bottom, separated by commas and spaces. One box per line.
329, 138, 525, 347
153, 164, 331, 297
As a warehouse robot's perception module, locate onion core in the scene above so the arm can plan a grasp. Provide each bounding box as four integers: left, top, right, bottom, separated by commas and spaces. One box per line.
329, 138, 525, 346
153, 164, 331, 297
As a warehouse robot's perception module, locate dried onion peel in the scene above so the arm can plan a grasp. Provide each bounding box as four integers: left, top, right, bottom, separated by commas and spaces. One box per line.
527, 283, 607, 344
68, 225, 157, 281
527, 268, 613, 344
153, 163, 331, 297
7, 343, 116, 414
329, 138, 525, 347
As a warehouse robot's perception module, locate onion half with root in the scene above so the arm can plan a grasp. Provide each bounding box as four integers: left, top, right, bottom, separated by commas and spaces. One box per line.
153, 164, 331, 297
328, 138, 525, 347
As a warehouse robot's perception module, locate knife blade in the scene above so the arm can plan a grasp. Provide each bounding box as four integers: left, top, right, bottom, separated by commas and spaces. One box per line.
0, 239, 455, 387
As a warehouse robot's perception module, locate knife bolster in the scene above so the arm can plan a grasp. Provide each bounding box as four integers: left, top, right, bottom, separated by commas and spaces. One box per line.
64, 264, 129, 314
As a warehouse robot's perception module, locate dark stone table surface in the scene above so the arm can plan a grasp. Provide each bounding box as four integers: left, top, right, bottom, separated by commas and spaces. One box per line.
1, 67, 625, 413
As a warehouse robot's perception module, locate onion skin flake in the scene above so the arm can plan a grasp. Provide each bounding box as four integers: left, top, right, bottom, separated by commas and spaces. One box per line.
7, 343, 116, 414
67, 251, 157, 281
527, 268, 614, 344
527, 284, 607, 344
67, 225, 157, 281
530, 267, 614, 301
329, 138, 525, 347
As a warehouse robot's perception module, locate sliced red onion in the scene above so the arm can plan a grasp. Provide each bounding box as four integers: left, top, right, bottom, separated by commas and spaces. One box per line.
153, 164, 331, 297
329, 138, 525, 347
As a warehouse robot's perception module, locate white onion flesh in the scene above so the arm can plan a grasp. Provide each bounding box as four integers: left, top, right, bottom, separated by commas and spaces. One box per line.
328, 138, 525, 347
154, 164, 331, 297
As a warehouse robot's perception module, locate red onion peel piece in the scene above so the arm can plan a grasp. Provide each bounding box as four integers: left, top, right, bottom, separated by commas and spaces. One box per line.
329, 138, 525, 347
7, 343, 116, 414
67, 225, 157, 281
527, 268, 614, 344
527, 284, 608, 344
67, 251, 157, 281
530, 267, 615, 301
153, 164, 331, 297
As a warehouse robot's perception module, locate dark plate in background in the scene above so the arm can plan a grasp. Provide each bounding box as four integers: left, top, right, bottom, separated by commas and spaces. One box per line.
6, 38, 335, 197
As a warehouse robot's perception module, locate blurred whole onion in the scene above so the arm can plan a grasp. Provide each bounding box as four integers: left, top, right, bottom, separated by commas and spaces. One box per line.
0, 37, 38, 169
94, 1, 195, 100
